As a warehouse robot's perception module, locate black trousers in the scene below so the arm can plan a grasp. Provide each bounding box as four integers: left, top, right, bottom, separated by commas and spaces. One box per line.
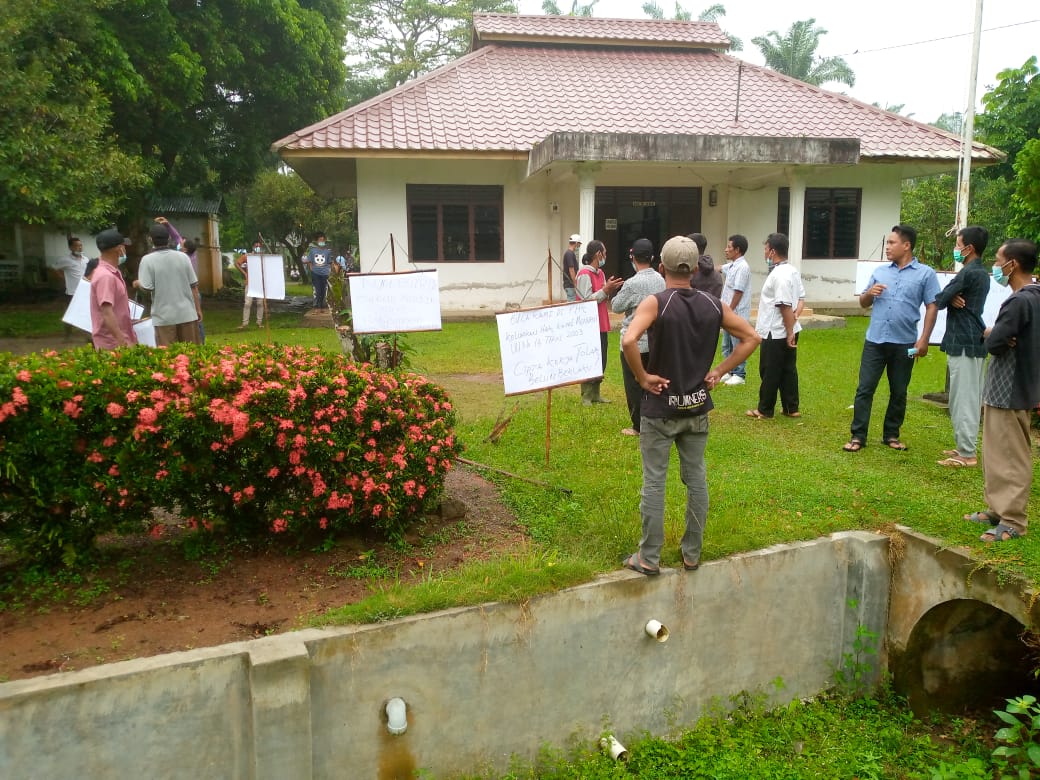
621, 350, 650, 431
757, 333, 799, 417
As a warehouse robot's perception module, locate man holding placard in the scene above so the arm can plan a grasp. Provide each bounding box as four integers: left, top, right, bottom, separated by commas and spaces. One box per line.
619, 235, 760, 575
136, 222, 202, 346
236, 243, 265, 329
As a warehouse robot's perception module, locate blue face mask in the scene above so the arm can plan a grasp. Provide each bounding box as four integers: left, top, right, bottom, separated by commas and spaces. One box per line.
993, 262, 1011, 287
117, 251, 128, 266
598, 258, 606, 268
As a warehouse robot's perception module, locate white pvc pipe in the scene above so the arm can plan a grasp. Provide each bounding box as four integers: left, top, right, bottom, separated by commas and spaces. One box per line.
600, 735, 629, 762
385, 697, 408, 735
645, 619, 669, 643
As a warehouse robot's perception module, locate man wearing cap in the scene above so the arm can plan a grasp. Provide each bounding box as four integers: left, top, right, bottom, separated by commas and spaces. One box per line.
611, 238, 665, 436
620, 236, 760, 575
89, 229, 138, 350
687, 233, 724, 298
562, 234, 581, 301
136, 222, 202, 346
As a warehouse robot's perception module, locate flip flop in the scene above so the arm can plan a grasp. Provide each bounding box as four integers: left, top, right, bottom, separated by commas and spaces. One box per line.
942, 450, 960, 457
745, 409, 772, 420
843, 439, 864, 453
964, 510, 1001, 525
621, 553, 660, 576
938, 456, 977, 467
782, 411, 802, 418
883, 439, 908, 451
981, 523, 1022, 543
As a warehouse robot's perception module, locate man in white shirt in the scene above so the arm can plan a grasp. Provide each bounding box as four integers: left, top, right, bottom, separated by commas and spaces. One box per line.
136, 222, 203, 346
48, 237, 88, 339
719, 234, 753, 386
746, 233, 803, 420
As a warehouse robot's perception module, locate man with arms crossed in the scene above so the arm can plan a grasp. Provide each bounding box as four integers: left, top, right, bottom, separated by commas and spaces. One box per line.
935, 225, 991, 467
620, 236, 760, 575
845, 224, 940, 452
964, 239, 1040, 543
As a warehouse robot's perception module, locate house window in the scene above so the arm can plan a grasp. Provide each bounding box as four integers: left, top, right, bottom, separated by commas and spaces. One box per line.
407, 185, 503, 262
777, 187, 790, 235
803, 188, 861, 258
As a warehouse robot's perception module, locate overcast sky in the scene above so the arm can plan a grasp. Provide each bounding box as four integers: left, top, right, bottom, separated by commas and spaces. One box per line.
514, 0, 1039, 123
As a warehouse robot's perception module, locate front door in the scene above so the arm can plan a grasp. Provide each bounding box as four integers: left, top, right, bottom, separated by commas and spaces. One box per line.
594, 187, 702, 279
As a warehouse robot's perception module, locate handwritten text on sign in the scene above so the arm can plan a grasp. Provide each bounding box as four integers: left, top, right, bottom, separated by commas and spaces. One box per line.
496, 301, 602, 395
349, 270, 442, 334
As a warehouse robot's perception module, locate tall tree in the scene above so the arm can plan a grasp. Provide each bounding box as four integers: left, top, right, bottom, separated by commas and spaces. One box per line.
541, 0, 598, 15
344, 0, 517, 107
974, 57, 1040, 238
0, 0, 347, 228
751, 19, 854, 88
245, 170, 356, 279
640, 2, 742, 50
0, 0, 149, 225
975, 57, 1040, 182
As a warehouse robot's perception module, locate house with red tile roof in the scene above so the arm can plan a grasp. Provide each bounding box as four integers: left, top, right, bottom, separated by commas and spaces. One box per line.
273, 13, 1001, 312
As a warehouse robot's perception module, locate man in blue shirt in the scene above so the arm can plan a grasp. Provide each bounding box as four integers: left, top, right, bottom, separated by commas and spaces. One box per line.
845, 225, 941, 452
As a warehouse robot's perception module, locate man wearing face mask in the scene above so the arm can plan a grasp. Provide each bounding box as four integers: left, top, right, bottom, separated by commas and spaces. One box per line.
934, 225, 991, 467
611, 238, 665, 434
965, 239, 1040, 543
576, 239, 623, 405
89, 229, 138, 350
304, 232, 333, 310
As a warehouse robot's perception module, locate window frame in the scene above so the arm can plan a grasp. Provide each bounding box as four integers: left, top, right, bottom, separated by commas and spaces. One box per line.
406, 184, 504, 263
801, 187, 862, 259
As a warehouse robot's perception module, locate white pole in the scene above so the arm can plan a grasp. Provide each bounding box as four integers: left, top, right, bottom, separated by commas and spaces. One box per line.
953, 0, 985, 235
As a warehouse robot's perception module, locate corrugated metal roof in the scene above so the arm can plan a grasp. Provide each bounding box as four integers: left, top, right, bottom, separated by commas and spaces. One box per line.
274, 19, 1000, 164
472, 12, 731, 49
149, 196, 224, 215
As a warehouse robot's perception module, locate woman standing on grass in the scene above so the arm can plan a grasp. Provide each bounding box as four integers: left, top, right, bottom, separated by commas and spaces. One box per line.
575, 239, 622, 405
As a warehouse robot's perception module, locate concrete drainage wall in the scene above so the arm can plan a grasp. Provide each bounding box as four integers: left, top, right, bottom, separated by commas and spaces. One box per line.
0, 531, 889, 779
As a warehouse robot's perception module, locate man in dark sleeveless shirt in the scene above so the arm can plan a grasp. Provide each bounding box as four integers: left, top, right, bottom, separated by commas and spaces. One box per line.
619, 236, 760, 575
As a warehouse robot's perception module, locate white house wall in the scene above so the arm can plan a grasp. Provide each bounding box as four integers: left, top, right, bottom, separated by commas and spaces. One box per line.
356, 158, 905, 312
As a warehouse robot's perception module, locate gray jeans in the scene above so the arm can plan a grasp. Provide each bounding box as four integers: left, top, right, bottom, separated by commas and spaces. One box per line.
948, 354, 985, 457
638, 414, 709, 568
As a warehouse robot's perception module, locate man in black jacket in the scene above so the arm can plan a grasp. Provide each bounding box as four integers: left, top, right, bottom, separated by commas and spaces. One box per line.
965, 239, 1040, 542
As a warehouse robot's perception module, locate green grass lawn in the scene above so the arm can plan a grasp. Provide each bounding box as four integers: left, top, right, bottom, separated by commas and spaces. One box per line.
1, 301, 1037, 612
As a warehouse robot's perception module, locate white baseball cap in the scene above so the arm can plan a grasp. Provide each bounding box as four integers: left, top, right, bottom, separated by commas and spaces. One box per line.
569, 234, 582, 244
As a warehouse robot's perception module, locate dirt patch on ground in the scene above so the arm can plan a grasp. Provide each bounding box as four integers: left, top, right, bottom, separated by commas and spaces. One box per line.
0, 467, 525, 682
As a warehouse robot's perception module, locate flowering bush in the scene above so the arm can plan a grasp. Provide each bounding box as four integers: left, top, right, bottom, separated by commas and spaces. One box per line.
0, 343, 460, 566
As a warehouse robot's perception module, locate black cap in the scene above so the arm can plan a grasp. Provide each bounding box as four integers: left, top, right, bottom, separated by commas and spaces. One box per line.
631, 238, 653, 258
149, 222, 170, 244
95, 229, 130, 252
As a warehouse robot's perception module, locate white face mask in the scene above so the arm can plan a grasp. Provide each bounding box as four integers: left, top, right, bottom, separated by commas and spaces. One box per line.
117, 251, 128, 266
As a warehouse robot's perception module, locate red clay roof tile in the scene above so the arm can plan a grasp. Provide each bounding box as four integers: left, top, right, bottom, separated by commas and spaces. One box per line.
274, 19, 999, 163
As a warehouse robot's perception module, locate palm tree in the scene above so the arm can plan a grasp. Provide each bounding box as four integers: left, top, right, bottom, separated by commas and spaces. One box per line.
641, 2, 742, 50
541, 0, 598, 15
751, 18, 854, 88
